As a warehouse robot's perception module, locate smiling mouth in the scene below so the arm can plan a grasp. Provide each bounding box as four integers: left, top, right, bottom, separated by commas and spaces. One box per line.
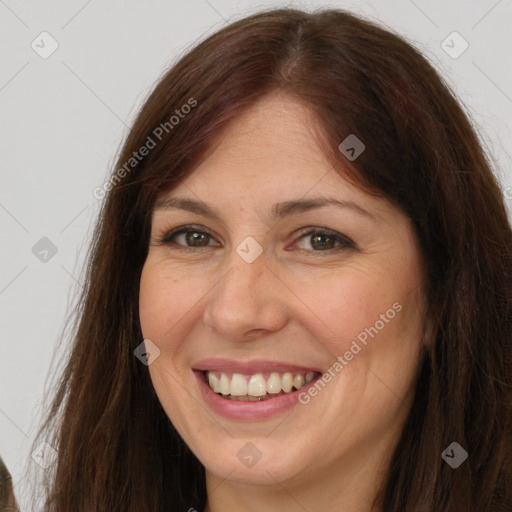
204, 370, 320, 401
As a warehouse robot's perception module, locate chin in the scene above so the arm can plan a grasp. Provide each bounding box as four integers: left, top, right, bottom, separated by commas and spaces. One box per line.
182, 431, 307, 485
203, 450, 302, 486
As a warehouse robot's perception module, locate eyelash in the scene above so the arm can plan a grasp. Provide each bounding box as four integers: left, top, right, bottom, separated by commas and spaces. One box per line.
157, 224, 356, 253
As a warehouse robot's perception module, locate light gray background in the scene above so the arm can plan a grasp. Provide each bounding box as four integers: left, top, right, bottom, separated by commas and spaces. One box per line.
1, 0, 511, 507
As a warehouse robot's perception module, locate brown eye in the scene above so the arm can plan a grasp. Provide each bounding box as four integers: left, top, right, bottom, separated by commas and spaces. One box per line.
184, 231, 210, 246
309, 233, 337, 250
161, 226, 219, 248
294, 228, 355, 252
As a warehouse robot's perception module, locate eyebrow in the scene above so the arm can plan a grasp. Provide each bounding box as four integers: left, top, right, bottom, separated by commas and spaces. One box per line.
154, 197, 376, 221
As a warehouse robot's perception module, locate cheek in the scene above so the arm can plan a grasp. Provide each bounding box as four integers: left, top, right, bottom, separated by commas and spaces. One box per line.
287, 269, 424, 449
285, 266, 405, 348
139, 261, 204, 342
138, 262, 206, 431
284, 257, 426, 388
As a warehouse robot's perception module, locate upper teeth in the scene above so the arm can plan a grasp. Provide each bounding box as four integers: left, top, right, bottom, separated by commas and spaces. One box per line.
206, 371, 316, 397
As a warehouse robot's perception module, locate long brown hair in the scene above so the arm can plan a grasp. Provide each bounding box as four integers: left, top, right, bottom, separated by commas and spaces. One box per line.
0, 457, 19, 511
33, 8, 512, 511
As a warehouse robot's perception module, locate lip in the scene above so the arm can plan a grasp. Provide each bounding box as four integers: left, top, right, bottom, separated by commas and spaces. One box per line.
192, 359, 322, 421
192, 358, 322, 374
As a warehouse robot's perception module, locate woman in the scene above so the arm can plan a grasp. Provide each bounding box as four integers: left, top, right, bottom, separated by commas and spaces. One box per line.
33, 7, 512, 512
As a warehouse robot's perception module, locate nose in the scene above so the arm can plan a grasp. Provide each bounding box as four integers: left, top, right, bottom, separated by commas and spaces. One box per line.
202, 250, 289, 341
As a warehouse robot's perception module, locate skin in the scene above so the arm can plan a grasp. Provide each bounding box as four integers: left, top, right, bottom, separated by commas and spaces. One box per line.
139, 92, 430, 512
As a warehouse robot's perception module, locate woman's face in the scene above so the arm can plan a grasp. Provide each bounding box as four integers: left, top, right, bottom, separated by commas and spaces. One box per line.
139, 93, 429, 493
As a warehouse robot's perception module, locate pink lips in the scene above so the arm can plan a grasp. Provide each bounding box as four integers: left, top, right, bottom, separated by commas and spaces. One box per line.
192, 358, 321, 421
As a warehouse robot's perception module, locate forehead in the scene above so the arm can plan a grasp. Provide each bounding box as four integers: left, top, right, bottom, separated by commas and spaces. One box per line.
155, 92, 396, 225
169, 93, 344, 196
